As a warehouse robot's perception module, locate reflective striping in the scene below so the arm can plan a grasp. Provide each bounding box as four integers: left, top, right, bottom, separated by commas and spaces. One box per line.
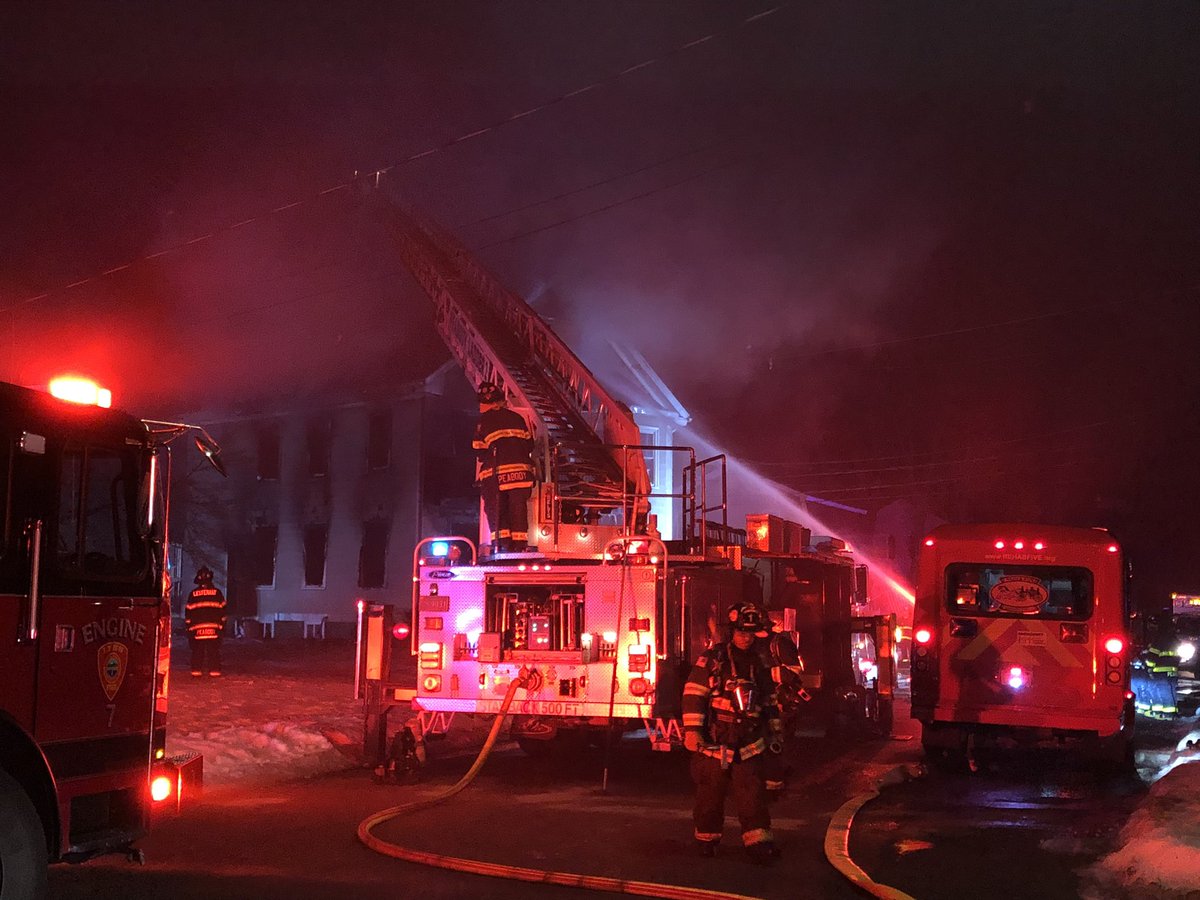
683, 683, 710, 697
742, 828, 773, 847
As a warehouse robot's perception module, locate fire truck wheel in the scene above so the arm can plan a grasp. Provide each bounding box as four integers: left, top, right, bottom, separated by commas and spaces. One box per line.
0, 768, 48, 900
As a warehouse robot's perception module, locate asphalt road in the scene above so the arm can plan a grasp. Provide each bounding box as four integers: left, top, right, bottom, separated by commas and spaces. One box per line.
47, 656, 1159, 900
49, 721, 916, 899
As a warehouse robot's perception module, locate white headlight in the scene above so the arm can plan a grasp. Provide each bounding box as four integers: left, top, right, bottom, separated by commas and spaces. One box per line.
1177, 641, 1196, 663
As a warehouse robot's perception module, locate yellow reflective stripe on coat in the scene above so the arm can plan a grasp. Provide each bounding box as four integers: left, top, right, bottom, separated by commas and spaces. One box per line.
484, 428, 531, 446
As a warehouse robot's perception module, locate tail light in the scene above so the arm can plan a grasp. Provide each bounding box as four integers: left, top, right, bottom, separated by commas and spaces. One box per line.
1103, 636, 1127, 685
627, 645, 650, 673
422, 674, 442, 692
1003, 666, 1030, 690
629, 677, 650, 696
418, 642, 443, 669
914, 627, 933, 645
150, 776, 173, 803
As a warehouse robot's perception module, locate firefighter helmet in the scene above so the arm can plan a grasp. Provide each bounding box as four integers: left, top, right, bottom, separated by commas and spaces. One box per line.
727, 602, 769, 637
194, 566, 214, 585
477, 382, 503, 405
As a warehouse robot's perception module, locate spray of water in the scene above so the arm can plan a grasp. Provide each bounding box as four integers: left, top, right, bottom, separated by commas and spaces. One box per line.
678, 425, 916, 613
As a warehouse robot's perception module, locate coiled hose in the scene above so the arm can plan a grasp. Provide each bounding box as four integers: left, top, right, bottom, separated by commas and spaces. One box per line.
357, 668, 761, 900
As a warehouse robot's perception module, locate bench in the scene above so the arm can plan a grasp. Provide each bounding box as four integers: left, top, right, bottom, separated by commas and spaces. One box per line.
261, 613, 328, 639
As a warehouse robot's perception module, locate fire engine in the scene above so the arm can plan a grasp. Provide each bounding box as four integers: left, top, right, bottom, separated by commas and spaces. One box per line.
356, 194, 896, 759
0, 378, 213, 897
911, 523, 1135, 767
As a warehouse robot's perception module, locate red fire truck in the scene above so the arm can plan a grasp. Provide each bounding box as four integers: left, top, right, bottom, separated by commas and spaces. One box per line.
911, 523, 1135, 767
0, 378, 212, 897
356, 196, 896, 759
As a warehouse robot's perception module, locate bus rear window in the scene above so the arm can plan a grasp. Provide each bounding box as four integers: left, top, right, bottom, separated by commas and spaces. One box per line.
945, 564, 1093, 620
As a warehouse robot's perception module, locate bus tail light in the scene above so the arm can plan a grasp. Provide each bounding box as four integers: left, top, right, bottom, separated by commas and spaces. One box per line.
1003, 666, 1030, 690
1103, 636, 1127, 685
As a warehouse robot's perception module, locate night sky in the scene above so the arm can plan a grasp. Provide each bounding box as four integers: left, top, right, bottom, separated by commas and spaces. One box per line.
2, 2, 1197, 606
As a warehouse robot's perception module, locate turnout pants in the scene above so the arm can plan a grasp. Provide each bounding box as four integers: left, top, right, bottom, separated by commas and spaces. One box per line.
483, 482, 530, 550
189, 636, 222, 674
690, 752, 772, 846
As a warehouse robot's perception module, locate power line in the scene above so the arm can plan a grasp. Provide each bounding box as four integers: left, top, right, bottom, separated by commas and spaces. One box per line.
2, 4, 787, 314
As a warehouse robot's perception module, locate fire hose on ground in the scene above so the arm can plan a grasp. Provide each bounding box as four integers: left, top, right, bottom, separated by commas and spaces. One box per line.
358, 666, 914, 899
358, 667, 761, 900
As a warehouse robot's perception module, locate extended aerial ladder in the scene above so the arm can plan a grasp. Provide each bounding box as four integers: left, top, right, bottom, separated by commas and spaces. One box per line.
370, 180, 652, 551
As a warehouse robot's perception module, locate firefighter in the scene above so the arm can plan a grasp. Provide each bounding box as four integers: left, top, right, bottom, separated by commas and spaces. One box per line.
472, 382, 535, 553
682, 602, 781, 864
760, 616, 804, 796
185, 566, 228, 676
1136, 615, 1180, 719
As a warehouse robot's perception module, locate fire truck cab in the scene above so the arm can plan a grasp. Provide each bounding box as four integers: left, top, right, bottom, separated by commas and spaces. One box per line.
911, 523, 1134, 767
0, 380, 206, 896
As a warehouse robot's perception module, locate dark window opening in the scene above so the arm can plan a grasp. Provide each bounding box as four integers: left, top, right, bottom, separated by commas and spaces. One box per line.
367, 410, 391, 470
306, 420, 329, 477
257, 425, 280, 480
302, 524, 328, 587
251, 525, 278, 586
358, 519, 388, 588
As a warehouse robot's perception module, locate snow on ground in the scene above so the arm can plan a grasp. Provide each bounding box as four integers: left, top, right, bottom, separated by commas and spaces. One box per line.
1085, 712, 1200, 900
172, 638, 1200, 897
167, 637, 369, 786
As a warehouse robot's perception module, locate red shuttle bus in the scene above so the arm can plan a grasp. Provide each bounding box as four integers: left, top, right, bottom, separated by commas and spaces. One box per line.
0, 380, 205, 897
911, 523, 1134, 766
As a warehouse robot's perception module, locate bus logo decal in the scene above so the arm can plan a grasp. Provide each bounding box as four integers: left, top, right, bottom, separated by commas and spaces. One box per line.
989, 575, 1048, 613
98, 642, 129, 700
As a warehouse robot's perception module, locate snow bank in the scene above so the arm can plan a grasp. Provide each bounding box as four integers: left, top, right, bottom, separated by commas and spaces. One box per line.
173, 720, 356, 784
1089, 725, 1200, 898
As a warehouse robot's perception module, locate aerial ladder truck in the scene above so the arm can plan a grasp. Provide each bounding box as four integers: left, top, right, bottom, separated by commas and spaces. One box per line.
355, 180, 896, 760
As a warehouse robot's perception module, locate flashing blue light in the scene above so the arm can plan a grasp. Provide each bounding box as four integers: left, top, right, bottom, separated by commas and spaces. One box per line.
431, 541, 449, 557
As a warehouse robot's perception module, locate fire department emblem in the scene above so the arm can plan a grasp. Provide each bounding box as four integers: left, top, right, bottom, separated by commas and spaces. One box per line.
97, 642, 129, 701
989, 575, 1049, 613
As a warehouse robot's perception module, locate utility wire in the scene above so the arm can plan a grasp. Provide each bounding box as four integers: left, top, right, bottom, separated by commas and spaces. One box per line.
2, 4, 787, 314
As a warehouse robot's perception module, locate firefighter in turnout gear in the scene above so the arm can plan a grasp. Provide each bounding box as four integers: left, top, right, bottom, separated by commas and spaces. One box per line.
472, 382, 535, 553
1134, 615, 1180, 719
682, 602, 782, 863
185, 566, 227, 676
761, 618, 805, 796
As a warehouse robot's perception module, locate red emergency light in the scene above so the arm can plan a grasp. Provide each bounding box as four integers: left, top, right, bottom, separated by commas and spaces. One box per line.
48, 376, 112, 408
1103, 636, 1124, 655
914, 627, 933, 645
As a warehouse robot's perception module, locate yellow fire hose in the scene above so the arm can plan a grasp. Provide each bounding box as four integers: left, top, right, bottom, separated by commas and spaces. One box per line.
822, 766, 917, 900
357, 669, 761, 900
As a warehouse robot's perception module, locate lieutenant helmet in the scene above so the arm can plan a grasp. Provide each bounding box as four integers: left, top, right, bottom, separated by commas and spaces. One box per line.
727, 602, 769, 638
